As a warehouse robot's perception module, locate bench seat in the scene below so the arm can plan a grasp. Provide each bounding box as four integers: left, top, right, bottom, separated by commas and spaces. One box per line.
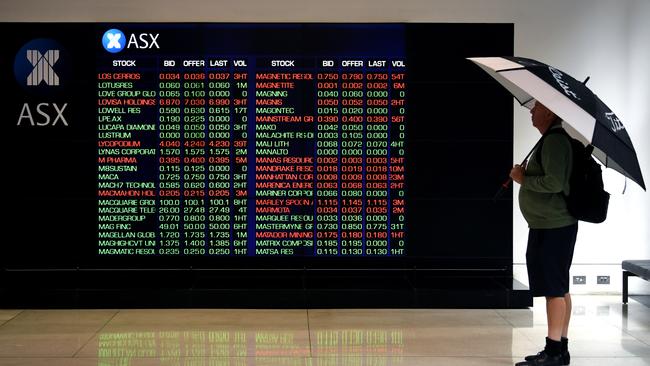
622, 260, 650, 304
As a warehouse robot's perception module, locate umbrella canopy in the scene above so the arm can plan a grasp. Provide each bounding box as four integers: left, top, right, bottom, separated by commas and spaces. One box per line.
468, 56, 646, 191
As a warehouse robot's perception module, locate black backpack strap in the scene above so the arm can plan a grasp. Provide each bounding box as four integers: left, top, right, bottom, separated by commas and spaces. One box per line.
535, 127, 568, 171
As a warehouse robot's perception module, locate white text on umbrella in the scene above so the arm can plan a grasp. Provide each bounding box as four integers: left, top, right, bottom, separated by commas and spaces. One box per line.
549, 66, 580, 101
605, 112, 625, 132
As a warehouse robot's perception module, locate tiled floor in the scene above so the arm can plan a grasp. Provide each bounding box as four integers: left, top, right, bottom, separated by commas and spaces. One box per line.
0, 295, 648, 365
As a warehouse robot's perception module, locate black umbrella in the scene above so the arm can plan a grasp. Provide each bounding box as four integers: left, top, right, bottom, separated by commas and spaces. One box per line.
468, 56, 646, 191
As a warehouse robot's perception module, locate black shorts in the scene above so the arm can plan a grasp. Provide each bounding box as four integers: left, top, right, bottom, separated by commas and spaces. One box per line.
526, 223, 578, 297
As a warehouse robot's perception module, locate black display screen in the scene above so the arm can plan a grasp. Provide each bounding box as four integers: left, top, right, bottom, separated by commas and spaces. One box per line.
2, 23, 513, 270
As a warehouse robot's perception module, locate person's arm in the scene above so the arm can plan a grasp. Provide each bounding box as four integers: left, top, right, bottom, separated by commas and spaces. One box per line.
522, 134, 572, 193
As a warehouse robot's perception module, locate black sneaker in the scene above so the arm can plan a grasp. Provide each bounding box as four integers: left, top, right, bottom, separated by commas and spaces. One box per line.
515, 350, 563, 366
524, 350, 570, 365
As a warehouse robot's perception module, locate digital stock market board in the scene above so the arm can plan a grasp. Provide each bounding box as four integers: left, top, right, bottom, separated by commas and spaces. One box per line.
2, 23, 514, 269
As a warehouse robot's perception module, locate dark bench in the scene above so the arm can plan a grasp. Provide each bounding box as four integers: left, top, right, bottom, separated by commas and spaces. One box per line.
622, 260, 650, 304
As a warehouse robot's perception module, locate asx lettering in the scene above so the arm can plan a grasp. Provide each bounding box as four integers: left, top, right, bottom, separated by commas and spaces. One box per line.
17, 103, 68, 126
127, 33, 160, 49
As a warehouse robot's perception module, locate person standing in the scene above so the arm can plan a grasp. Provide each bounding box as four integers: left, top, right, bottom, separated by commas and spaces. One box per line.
510, 101, 578, 366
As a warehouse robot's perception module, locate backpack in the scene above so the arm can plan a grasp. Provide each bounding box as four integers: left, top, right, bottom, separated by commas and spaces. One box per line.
536, 128, 610, 223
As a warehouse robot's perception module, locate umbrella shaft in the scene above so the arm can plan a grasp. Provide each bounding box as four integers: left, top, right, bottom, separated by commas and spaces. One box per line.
493, 134, 545, 201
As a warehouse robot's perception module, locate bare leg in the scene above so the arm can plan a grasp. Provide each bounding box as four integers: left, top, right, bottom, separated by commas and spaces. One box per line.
546, 296, 566, 341
562, 293, 572, 338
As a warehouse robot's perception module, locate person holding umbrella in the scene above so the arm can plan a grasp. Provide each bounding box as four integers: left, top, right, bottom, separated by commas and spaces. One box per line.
469, 56, 646, 366
510, 101, 577, 366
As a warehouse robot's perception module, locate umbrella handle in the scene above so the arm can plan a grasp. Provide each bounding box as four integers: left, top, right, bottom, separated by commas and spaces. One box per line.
493, 160, 526, 201
502, 178, 512, 189
493, 178, 512, 202
493, 129, 548, 202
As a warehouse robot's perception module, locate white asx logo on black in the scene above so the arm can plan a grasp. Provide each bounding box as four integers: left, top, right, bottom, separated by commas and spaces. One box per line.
14, 39, 69, 127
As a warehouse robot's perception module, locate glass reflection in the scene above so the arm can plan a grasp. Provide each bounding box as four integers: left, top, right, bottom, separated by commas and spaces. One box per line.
96, 329, 405, 366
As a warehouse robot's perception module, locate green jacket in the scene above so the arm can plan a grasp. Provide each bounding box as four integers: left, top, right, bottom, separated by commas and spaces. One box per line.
519, 125, 578, 229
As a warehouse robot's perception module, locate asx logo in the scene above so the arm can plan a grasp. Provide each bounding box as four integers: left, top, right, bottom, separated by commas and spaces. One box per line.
14, 38, 69, 127
14, 38, 66, 90
102, 28, 159, 53
26, 49, 60, 86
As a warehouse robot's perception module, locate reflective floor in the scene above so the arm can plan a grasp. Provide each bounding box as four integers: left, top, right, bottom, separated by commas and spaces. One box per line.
0, 295, 648, 365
